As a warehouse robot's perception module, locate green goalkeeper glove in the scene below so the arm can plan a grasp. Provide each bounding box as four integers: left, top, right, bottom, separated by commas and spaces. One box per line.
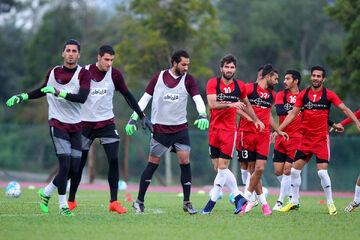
125, 113, 139, 136
194, 113, 209, 131
41, 86, 67, 98
6, 93, 28, 107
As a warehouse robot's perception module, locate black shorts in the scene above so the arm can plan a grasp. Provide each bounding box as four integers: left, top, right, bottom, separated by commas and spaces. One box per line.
150, 129, 191, 158
81, 123, 120, 150
50, 126, 82, 158
273, 150, 293, 163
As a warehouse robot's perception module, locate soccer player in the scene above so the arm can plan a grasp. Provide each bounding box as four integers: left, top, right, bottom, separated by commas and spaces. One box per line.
330, 108, 360, 212
200, 54, 264, 214
272, 70, 302, 210
239, 65, 264, 186
66, 45, 152, 214
237, 64, 288, 215
125, 49, 209, 214
278, 65, 360, 215
6, 39, 91, 216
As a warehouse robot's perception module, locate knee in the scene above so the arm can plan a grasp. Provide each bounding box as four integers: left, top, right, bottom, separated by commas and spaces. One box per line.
149, 156, 161, 164
254, 166, 264, 175
274, 169, 283, 176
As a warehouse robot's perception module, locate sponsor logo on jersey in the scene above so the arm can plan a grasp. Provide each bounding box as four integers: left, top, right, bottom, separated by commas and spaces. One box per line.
163, 93, 179, 102
91, 88, 107, 96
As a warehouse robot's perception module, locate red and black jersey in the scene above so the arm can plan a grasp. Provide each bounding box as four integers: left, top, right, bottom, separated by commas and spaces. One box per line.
239, 82, 275, 134
295, 86, 342, 137
207, 77, 247, 130
275, 90, 302, 137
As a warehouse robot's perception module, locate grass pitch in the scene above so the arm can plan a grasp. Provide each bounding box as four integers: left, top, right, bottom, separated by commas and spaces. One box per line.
1, 188, 359, 240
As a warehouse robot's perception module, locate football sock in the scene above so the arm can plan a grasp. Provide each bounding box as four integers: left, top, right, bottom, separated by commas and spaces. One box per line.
318, 170, 333, 204
240, 169, 248, 185
257, 193, 267, 205
244, 189, 252, 201
58, 194, 68, 209
210, 168, 227, 202
44, 181, 57, 196
53, 155, 71, 195
180, 163, 191, 202
138, 162, 159, 202
69, 150, 88, 202
276, 174, 283, 184
354, 185, 360, 203
104, 142, 120, 202
279, 174, 291, 203
290, 168, 301, 205
224, 169, 241, 196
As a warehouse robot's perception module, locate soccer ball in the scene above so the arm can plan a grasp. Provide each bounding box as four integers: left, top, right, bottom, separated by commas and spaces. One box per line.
209, 188, 223, 200
229, 190, 244, 204
118, 180, 127, 191
6, 181, 21, 198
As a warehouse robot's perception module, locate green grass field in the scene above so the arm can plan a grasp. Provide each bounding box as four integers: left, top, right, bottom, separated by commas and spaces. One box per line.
1, 188, 359, 240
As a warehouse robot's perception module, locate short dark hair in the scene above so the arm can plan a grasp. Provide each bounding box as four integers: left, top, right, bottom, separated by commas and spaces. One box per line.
285, 70, 302, 86
63, 39, 81, 52
257, 65, 264, 72
311, 65, 326, 78
171, 49, 190, 66
99, 45, 115, 56
220, 54, 237, 67
262, 64, 278, 78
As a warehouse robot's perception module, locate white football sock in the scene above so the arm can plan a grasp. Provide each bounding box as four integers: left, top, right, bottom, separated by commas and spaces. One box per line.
278, 175, 291, 203
354, 185, 360, 203
224, 169, 240, 196
58, 194, 68, 209
210, 168, 227, 202
290, 168, 301, 205
318, 170, 333, 205
43, 181, 57, 196
244, 189, 252, 201
257, 193, 267, 205
276, 174, 283, 184
240, 169, 248, 185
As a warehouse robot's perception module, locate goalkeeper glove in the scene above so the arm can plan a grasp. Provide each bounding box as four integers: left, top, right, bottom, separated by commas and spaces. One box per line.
194, 113, 209, 131
41, 86, 67, 98
141, 116, 153, 132
125, 113, 139, 136
6, 93, 28, 107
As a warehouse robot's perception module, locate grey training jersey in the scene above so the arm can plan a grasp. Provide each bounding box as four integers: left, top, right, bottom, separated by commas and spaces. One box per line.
47, 66, 82, 124
151, 70, 188, 125
81, 65, 115, 122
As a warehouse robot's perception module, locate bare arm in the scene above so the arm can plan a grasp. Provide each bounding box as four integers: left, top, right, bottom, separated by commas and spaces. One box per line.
240, 96, 265, 131
337, 103, 360, 132
207, 94, 244, 110
278, 106, 301, 131
237, 109, 253, 121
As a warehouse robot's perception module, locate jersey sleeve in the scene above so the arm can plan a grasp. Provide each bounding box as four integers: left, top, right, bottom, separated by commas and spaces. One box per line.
206, 78, 217, 95
145, 72, 160, 96
245, 83, 254, 97
79, 68, 91, 90
237, 80, 248, 99
275, 91, 285, 105
185, 75, 201, 97
294, 89, 306, 108
327, 89, 343, 107
112, 68, 129, 93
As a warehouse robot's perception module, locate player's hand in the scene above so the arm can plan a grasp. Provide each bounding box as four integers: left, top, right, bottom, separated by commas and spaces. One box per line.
330, 123, 344, 133
254, 119, 265, 132
194, 113, 209, 131
125, 113, 139, 135
277, 130, 289, 141
229, 102, 246, 110
41, 86, 67, 98
6, 93, 28, 107
141, 115, 153, 132
270, 131, 278, 143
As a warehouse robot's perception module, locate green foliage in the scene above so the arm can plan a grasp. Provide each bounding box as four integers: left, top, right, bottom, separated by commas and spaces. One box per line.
326, 0, 360, 99
0, 189, 358, 240
216, 0, 345, 84
113, 0, 225, 89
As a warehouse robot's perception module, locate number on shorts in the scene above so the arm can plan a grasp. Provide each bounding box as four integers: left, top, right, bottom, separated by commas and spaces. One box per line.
242, 149, 248, 159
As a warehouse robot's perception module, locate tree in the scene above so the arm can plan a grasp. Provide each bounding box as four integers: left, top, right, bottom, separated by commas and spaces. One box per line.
326, 0, 360, 99
113, 0, 226, 90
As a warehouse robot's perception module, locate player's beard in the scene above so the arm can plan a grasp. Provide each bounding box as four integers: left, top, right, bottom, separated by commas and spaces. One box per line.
222, 72, 234, 81
175, 66, 184, 76
312, 81, 322, 89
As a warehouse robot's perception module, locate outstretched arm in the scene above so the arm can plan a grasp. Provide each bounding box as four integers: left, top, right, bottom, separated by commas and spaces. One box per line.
337, 103, 360, 132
